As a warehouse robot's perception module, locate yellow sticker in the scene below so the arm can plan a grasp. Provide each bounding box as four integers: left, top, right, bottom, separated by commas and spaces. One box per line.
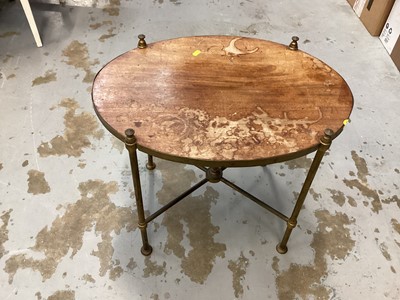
192, 50, 201, 57
343, 119, 350, 126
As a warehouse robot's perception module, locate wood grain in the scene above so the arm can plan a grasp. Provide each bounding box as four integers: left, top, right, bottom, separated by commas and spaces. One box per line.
92, 36, 353, 165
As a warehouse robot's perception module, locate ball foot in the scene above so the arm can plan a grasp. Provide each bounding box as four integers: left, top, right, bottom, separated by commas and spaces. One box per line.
146, 162, 156, 170
276, 243, 288, 254
141, 245, 153, 256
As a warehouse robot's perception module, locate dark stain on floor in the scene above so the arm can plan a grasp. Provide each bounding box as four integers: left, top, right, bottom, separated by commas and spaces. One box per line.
156, 160, 226, 284
47, 290, 75, 300
0, 31, 20, 38
274, 209, 355, 299
27, 169, 51, 195
32, 70, 57, 87
38, 98, 104, 157
103, 0, 121, 16
284, 156, 313, 172
143, 257, 167, 278
4, 180, 137, 283
0, 209, 12, 259
228, 251, 249, 298
62, 41, 99, 83
99, 27, 117, 42
343, 150, 382, 213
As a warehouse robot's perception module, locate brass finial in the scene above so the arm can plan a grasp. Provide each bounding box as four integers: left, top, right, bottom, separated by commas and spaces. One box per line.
137, 34, 147, 49
125, 128, 137, 144
288, 36, 299, 51
320, 128, 334, 145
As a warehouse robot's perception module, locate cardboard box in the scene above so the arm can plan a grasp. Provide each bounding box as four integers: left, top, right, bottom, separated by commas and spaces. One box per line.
352, 0, 395, 36
380, 0, 400, 71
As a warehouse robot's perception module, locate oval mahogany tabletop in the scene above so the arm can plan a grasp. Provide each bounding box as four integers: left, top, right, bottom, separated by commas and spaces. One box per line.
92, 36, 353, 167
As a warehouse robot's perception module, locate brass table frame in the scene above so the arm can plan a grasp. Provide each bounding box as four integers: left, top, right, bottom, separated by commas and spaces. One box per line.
124, 127, 333, 256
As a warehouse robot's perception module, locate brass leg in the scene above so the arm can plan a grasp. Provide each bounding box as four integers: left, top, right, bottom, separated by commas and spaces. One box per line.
125, 129, 153, 256
277, 129, 334, 254
146, 154, 156, 170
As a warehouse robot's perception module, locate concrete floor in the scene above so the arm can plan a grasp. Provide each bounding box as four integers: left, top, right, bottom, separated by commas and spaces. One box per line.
0, 0, 399, 299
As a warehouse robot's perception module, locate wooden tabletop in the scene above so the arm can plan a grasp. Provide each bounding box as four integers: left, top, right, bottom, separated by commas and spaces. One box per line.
92, 36, 353, 166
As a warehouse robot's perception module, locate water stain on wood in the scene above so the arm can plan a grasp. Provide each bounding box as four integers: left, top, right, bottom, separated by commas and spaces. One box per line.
4, 180, 137, 283
0, 209, 13, 258
32, 70, 57, 86
38, 98, 104, 157
228, 251, 249, 298
156, 160, 226, 284
62, 40, 99, 83
92, 36, 352, 163
27, 169, 51, 195
274, 210, 355, 299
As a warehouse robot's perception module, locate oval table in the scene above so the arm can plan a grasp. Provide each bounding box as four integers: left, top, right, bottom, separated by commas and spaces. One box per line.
92, 35, 353, 255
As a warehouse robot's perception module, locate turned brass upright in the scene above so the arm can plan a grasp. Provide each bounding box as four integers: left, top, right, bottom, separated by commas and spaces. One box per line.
125, 128, 153, 256
288, 36, 299, 51
276, 128, 334, 254
137, 34, 147, 49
